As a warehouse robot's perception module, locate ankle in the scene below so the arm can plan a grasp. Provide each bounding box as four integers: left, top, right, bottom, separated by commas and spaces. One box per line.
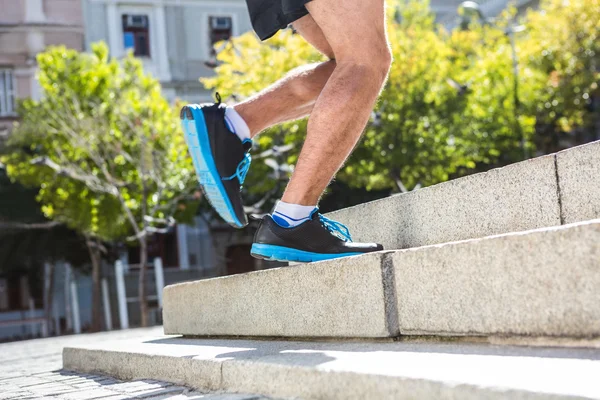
230, 103, 261, 138
281, 193, 320, 207
272, 200, 317, 228
224, 106, 251, 142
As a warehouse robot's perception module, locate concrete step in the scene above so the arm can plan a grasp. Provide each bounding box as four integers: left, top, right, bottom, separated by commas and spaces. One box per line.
326, 140, 600, 250
63, 334, 600, 400
164, 219, 600, 339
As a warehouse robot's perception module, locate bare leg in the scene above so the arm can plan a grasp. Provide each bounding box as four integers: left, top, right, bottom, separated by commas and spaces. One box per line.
281, 0, 392, 205
234, 15, 336, 137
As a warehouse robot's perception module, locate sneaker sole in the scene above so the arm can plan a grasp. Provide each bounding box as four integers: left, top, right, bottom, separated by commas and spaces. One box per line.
250, 243, 363, 263
181, 105, 245, 229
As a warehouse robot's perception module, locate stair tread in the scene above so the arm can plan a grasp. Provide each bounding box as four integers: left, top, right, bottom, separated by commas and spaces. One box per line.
326, 140, 600, 249
64, 334, 600, 400
163, 219, 600, 339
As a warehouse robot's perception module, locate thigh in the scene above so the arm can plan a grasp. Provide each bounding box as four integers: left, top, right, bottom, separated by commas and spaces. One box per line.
291, 14, 334, 59
305, 0, 388, 61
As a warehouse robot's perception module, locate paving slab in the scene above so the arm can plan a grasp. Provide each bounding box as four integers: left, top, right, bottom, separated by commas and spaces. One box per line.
0, 327, 274, 400
327, 154, 561, 249
163, 252, 391, 338
393, 219, 600, 337
556, 140, 600, 224
63, 334, 600, 400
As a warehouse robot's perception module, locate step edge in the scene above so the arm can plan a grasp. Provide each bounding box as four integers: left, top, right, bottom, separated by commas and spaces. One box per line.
163, 251, 393, 338
389, 217, 600, 255
164, 218, 600, 292
325, 153, 558, 217
62, 345, 596, 400
327, 140, 599, 219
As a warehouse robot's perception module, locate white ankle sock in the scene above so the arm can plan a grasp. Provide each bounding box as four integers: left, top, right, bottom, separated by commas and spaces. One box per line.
272, 201, 316, 228
224, 107, 251, 142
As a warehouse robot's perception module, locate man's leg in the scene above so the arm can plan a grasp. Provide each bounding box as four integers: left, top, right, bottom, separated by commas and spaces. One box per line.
250, 1, 388, 261
281, 0, 392, 205
181, 14, 340, 229
233, 15, 336, 137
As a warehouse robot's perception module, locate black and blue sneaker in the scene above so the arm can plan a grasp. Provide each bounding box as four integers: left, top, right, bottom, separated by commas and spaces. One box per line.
181, 94, 252, 228
250, 209, 383, 263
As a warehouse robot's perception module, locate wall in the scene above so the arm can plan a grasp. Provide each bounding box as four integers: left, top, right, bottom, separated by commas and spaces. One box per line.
83, 0, 253, 103
0, 0, 84, 137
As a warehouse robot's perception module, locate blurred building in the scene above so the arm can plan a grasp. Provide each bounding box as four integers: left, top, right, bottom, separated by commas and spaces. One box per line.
82, 0, 253, 103
0, 0, 254, 139
0, 0, 85, 139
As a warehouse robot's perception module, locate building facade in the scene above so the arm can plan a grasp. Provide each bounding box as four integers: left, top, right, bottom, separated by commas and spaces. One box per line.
83, 0, 253, 104
0, 0, 85, 138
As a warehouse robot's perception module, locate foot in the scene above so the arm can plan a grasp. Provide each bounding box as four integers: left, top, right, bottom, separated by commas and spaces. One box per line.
251, 209, 383, 262
181, 94, 252, 228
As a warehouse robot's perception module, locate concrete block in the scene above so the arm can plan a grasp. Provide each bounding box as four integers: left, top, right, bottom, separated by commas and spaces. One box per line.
327, 155, 561, 249
394, 220, 600, 337
63, 336, 600, 400
62, 338, 223, 391
163, 252, 391, 338
556, 140, 600, 224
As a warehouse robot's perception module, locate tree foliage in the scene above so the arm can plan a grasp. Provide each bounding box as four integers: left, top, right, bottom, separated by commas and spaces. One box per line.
522, 0, 600, 152
203, 0, 599, 199
4, 43, 198, 239
1, 42, 199, 326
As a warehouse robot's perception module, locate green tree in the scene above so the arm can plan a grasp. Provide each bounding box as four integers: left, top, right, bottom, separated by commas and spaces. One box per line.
521, 0, 600, 153
346, 1, 478, 191
202, 0, 538, 200
1, 43, 199, 327
447, 6, 542, 167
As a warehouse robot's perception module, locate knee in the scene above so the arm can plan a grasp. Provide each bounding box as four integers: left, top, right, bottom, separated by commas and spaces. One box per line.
371, 45, 393, 82
380, 46, 393, 74
339, 43, 392, 85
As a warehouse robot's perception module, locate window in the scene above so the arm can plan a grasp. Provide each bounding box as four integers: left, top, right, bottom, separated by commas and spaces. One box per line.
209, 16, 233, 56
122, 14, 150, 57
0, 69, 15, 117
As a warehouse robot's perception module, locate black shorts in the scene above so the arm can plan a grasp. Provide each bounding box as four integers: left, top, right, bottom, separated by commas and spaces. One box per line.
245, 0, 312, 41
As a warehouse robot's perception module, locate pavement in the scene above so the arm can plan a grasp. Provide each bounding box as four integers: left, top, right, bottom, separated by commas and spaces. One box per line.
0, 327, 273, 400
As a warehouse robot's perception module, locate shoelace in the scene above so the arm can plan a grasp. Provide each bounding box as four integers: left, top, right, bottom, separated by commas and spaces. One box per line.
222, 153, 252, 185
319, 214, 353, 242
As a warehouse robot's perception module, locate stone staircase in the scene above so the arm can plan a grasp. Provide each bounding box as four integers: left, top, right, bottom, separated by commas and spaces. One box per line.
63, 140, 600, 400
